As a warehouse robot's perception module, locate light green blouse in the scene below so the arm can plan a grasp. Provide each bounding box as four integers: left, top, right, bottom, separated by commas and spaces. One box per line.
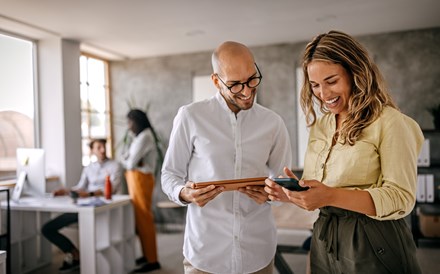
302, 107, 424, 220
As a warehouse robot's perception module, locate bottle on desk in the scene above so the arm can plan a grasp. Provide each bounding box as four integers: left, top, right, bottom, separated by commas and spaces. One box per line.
105, 175, 112, 200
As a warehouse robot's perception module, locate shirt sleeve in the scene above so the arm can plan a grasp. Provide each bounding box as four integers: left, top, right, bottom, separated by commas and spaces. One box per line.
122, 130, 154, 170
161, 107, 193, 206
366, 114, 424, 220
267, 115, 293, 177
72, 167, 89, 191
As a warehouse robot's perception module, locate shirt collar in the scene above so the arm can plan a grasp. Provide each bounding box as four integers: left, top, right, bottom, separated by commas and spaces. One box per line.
214, 91, 254, 118
215, 92, 232, 113
92, 158, 109, 167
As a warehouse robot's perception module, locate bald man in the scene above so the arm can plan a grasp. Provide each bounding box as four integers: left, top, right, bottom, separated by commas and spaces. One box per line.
161, 41, 292, 274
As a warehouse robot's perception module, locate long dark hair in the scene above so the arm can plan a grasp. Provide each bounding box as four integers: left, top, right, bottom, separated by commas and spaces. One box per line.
126, 108, 164, 171
127, 109, 151, 134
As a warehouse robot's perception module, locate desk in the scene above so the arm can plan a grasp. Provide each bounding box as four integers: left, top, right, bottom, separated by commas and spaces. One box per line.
3, 195, 136, 274
0, 251, 5, 274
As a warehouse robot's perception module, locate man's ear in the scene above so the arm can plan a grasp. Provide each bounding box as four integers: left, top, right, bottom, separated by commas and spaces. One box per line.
211, 74, 221, 90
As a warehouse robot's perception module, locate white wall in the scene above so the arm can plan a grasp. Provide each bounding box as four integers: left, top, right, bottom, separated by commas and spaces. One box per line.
38, 38, 82, 186
61, 39, 82, 186
192, 75, 217, 102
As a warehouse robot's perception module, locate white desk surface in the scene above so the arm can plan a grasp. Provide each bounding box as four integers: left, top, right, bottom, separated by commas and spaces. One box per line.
4, 194, 131, 213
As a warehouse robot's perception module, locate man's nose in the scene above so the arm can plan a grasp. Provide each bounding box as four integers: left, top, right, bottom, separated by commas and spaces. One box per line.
240, 85, 253, 96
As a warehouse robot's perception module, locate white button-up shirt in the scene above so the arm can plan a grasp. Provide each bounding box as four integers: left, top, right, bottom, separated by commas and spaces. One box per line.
72, 159, 122, 193
161, 92, 292, 273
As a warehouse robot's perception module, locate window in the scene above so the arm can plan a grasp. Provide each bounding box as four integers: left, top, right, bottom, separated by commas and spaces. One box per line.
0, 32, 36, 179
79, 54, 113, 166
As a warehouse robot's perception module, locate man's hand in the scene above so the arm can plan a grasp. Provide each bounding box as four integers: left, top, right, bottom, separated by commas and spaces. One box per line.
75, 189, 90, 198
238, 185, 269, 204
53, 188, 68, 196
179, 181, 224, 207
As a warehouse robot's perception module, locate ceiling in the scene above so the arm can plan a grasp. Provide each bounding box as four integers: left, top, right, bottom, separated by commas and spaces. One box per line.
1, 0, 439, 60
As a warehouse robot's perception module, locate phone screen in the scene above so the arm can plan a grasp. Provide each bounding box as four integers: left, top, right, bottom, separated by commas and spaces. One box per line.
273, 178, 309, 191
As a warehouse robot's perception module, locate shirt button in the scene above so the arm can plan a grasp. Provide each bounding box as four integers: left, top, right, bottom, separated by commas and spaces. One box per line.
234, 236, 238, 240
398, 211, 405, 215
376, 248, 385, 255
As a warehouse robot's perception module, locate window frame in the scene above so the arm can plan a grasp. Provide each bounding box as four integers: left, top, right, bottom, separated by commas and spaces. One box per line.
0, 30, 39, 180
79, 52, 114, 165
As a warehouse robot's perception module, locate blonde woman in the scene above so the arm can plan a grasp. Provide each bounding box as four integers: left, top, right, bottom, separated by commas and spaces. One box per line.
265, 30, 423, 273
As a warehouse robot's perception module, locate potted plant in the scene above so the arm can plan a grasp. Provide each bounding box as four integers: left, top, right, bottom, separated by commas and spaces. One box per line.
428, 103, 440, 130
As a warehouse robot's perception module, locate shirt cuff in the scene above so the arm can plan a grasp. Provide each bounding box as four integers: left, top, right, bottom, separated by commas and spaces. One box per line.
173, 185, 189, 206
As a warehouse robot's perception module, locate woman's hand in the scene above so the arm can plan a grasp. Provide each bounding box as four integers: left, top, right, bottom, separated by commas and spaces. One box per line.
265, 167, 299, 202
282, 179, 333, 211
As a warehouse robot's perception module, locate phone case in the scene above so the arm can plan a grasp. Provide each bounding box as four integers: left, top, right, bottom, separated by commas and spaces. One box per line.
273, 178, 308, 191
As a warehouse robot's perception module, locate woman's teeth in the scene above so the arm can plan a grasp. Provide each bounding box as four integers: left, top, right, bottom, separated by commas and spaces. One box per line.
326, 97, 339, 104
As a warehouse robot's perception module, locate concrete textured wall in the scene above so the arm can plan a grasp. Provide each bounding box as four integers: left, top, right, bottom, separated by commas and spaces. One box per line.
110, 27, 440, 224
357, 29, 440, 128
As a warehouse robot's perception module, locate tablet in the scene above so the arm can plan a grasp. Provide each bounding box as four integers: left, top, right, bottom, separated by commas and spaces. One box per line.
193, 177, 267, 191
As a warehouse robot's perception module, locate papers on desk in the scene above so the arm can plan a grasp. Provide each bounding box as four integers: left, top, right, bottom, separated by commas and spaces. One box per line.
77, 197, 110, 207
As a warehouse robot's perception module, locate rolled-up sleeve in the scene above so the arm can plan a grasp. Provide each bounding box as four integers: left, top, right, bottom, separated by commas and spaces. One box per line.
367, 114, 424, 220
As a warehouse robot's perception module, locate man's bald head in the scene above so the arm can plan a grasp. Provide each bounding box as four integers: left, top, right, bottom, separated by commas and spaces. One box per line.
212, 41, 255, 75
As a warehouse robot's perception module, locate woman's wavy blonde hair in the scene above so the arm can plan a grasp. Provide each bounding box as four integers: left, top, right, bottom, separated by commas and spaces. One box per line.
300, 30, 397, 145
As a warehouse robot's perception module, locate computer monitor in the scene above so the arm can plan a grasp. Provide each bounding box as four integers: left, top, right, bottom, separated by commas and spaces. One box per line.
12, 148, 46, 201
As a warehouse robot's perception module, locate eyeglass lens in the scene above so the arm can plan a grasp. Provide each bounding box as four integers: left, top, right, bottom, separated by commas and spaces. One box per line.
228, 77, 261, 93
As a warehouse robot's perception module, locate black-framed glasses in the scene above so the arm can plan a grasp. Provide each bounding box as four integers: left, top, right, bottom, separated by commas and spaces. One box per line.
215, 63, 262, 94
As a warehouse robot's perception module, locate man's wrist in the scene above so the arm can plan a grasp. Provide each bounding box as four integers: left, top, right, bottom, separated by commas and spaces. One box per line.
178, 187, 190, 204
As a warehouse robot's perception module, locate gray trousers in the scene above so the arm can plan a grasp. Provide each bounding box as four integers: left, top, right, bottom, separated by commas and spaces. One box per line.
310, 206, 421, 274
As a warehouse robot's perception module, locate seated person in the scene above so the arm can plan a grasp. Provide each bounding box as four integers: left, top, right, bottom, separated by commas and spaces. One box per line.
41, 138, 122, 273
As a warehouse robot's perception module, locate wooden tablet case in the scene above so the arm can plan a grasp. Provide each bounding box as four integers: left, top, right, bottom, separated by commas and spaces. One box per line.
194, 177, 267, 191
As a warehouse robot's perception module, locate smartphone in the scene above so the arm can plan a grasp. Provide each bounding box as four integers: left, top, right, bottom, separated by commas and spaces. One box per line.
273, 178, 309, 191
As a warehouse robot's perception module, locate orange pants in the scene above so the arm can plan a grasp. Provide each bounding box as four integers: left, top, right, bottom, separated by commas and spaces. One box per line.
125, 170, 158, 263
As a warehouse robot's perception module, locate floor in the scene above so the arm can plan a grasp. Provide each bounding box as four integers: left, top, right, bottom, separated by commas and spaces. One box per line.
31, 229, 440, 274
